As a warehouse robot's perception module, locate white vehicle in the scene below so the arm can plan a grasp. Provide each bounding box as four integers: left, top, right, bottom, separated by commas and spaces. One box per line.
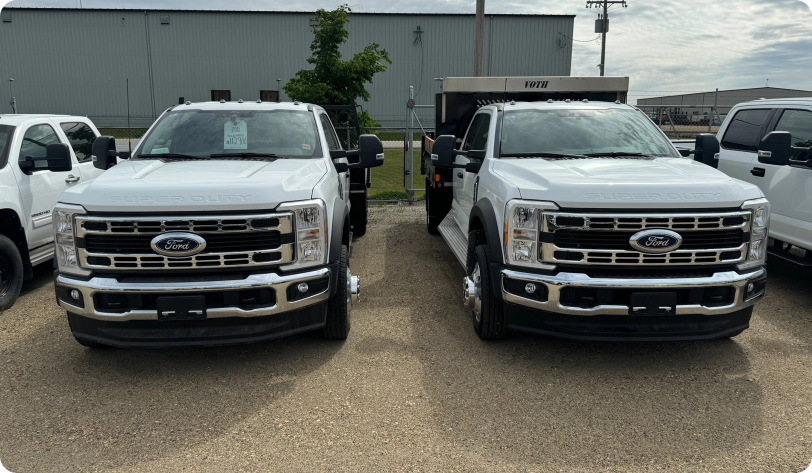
0, 114, 105, 310
423, 77, 769, 341
714, 98, 812, 265
52, 101, 383, 347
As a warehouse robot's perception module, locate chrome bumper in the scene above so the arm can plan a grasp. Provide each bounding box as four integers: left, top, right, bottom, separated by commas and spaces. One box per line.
500, 268, 766, 316
57, 267, 338, 321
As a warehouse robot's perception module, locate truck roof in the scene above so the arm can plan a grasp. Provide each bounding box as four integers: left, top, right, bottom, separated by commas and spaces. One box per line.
488, 100, 633, 111
737, 97, 812, 107
0, 114, 87, 126
172, 101, 317, 112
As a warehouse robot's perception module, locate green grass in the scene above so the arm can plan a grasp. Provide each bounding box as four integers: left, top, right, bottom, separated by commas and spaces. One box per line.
368, 149, 425, 201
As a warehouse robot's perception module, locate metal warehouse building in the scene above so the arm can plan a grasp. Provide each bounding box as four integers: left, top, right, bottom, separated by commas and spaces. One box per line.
637, 87, 812, 116
0, 8, 574, 128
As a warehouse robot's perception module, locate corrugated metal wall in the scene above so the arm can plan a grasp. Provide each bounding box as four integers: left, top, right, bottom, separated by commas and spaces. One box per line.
637, 87, 812, 114
0, 8, 573, 128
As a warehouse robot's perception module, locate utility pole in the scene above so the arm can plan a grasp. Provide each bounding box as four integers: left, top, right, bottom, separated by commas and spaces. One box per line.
474, 0, 485, 76
586, 0, 626, 76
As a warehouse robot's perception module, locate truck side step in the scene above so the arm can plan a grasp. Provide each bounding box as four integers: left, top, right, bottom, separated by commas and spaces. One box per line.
768, 247, 812, 267
438, 211, 468, 268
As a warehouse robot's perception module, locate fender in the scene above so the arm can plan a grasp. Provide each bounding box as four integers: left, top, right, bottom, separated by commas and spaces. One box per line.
329, 196, 349, 265
469, 199, 505, 299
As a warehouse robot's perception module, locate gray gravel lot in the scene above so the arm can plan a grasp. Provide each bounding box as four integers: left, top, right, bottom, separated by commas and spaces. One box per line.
0, 204, 810, 472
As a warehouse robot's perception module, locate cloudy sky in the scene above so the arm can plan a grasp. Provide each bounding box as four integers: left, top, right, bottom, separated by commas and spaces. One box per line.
3, 0, 812, 101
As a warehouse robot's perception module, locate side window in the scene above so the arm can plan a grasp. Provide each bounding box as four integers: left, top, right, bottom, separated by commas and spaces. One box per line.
463, 114, 491, 151
60, 122, 96, 163
19, 124, 61, 169
319, 114, 342, 151
720, 109, 772, 152
774, 109, 812, 161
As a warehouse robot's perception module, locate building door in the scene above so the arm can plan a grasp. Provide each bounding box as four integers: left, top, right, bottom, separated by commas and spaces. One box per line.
211, 90, 231, 102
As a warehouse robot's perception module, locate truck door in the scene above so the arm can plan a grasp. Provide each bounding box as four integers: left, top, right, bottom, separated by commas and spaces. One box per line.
717, 108, 774, 182
757, 108, 812, 247
14, 122, 75, 249
319, 113, 350, 203
452, 112, 491, 232
57, 119, 103, 182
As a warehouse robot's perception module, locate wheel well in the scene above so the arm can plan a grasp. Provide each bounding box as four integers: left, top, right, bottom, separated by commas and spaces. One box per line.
343, 215, 351, 245
0, 208, 32, 277
469, 217, 485, 242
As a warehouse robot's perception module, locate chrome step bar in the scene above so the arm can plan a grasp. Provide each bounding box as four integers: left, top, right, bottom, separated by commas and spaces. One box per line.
438, 210, 468, 268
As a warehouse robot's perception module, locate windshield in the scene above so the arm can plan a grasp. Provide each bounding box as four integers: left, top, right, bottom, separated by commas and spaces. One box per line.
0, 125, 14, 169
500, 108, 680, 158
135, 109, 321, 158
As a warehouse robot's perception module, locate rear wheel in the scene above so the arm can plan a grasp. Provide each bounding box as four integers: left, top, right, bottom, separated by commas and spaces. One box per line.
470, 245, 507, 340
0, 235, 24, 312
323, 245, 351, 340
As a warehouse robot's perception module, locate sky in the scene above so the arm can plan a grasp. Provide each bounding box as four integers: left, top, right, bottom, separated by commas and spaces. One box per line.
3, 0, 812, 102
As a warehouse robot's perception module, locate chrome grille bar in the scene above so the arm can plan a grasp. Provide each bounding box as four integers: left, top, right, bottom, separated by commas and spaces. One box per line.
76, 212, 293, 236
544, 211, 750, 232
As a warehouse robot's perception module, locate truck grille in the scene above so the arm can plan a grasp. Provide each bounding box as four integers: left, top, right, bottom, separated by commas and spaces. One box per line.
75, 213, 295, 270
541, 211, 750, 266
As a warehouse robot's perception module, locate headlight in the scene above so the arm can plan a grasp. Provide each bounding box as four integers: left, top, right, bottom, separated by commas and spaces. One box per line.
504, 199, 557, 270
738, 198, 770, 270
53, 203, 91, 277
279, 199, 328, 270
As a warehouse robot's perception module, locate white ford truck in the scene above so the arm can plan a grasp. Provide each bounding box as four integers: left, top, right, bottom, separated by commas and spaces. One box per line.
52, 101, 383, 347
0, 114, 105, 310
423, 77, 769, 341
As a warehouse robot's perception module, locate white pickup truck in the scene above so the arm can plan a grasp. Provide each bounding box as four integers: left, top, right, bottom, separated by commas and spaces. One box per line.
424, 77, 769, 341
0, 114, 105, 310
52, 101, 383, 348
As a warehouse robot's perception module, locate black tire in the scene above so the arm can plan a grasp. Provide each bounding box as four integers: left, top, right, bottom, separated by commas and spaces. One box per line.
426, 178, 441, 235
0, 234, 24, 312
67, 312, 114, 349
471, 245, 507, 340
350, 195, 368, 238
322, 245, 351, 340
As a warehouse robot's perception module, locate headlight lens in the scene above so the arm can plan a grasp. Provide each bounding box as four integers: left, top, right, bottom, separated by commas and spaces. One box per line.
504, 200, 557, 270
279, 199, 327, 270
53, 203, 90, 277
738, 198, 770, 270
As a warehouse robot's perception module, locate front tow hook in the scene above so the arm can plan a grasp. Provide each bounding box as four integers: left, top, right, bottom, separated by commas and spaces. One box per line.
350, 274, 361, 302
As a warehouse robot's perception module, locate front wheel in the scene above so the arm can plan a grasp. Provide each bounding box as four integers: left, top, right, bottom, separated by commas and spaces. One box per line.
323, 245, 352, 340
0, 235, 24, 312
469, 245, 507, 340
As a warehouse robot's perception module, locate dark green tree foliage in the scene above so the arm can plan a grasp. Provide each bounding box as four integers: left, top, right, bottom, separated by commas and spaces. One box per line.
284, 5, 391, 126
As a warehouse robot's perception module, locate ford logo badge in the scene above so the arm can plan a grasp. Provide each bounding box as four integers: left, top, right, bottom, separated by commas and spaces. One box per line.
629, 229, 682, 254
150, 233, 207, 257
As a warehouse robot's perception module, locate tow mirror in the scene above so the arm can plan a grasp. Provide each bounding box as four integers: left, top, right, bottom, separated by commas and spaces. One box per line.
358, 134, 384, 168
430, 135, 456, 168
757, 131, 791, 166
19, 143, 73, 173
92, 136, 118, 170
692, 133, 720, 168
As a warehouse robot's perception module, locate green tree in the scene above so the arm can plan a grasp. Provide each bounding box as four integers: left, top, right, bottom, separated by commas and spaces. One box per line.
284, 5, 391, 127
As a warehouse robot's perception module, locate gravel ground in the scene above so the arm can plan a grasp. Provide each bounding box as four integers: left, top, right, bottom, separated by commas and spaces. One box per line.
0, 204, 810, 472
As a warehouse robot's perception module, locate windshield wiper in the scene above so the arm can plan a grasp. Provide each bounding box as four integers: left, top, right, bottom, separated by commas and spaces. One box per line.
136, 153, 208, 160
209, 152, 284, 160
582, 151, 648, 157
501, 152, 590, 159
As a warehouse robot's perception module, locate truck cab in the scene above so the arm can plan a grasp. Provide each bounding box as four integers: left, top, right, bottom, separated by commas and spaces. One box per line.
52, 101, 383, 347
424, 77, 768, 341
0, 114, 104, 310
715, 98, 812, 265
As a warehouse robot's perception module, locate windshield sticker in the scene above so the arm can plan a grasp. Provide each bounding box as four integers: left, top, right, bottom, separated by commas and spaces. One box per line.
302, 143, 311, 150
224, 115, 248, 150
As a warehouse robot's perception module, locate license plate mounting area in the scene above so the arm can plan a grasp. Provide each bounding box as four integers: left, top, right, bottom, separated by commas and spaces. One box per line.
156, 295, 207, 321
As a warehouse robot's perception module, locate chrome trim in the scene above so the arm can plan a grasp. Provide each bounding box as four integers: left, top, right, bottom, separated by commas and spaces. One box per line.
501, 268, 766, 316
543, 244, 747, 266
350, 274, 361, 302
544, 211, 751, 232
76, 212, 293, 236
56, 267, 331, 321
78, 245, 294, 270
28, 243, 55, 265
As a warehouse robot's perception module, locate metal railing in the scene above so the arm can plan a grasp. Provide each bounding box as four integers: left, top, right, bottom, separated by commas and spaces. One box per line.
635, 105, 724, 139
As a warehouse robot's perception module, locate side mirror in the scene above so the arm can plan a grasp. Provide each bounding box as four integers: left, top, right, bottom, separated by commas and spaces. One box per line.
430, 135, 456, 168
358, 134, 384, 168
692, 133, 720, 168
92, 136, 118, 170
757, 131, 791, 166
333, 162, 349, 173
118, 151, 131, 160
45, 143, 73, 172
465, 161, 482, 173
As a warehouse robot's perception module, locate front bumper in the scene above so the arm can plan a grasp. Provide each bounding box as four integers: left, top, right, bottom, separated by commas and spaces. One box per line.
56, 267, 337, 321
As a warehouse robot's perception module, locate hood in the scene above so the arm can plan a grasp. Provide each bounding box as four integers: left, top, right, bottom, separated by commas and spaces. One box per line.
492, 157, 763, 209
61, 158, 328, 212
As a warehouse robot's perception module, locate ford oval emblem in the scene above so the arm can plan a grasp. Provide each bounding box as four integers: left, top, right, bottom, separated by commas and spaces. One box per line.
629, 229, 682, 254
150, 232, 207, 257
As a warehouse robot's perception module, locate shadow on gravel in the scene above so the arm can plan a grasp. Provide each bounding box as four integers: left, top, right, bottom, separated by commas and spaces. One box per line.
759, 258, 812, 353
19, 261, 55, 298
375, 222, 763, 469
0, 326, 341, 472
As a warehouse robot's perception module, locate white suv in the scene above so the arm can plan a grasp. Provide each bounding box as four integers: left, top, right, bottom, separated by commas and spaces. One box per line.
716, 98, 812, 265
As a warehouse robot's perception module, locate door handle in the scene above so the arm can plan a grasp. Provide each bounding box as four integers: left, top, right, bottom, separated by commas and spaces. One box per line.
457, 172, 463, 178
750, 167, 766, 177
65, 175, 80, 183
